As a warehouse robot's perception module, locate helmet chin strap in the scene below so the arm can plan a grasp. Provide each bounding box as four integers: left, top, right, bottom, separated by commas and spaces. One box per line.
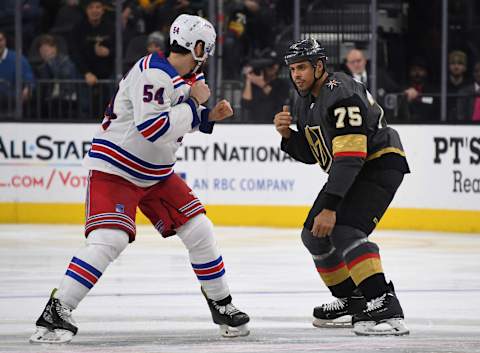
185, 60, 205, 77
189, 50, 207, 75
193, 60, 205, 74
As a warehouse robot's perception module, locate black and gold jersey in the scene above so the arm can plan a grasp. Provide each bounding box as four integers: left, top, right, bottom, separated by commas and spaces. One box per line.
281, 71, 410, 210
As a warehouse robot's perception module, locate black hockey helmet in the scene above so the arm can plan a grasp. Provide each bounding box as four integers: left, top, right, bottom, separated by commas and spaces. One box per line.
284, 39, 327, 66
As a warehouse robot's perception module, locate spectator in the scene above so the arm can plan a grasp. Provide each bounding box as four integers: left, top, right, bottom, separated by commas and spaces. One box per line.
401, 57, 439, 122
36, 34, 78, 112
344, 48, 399, 120
345, 49, 369, 86
241, 48, 290, 123
138, 0, 166, 13
146, 31, 165, 53
70, 0, 115, 117
118, 1, 147, 49
0, 0, 43, 51
224, 0, 275, 79
457, 61, 480, 122
39, 0, 62, 33
70, 0, 115, 86
224, 6, 247, 79
242, 0, 274, 54
447, 50, 470, 120
0, 30, 35, 109
137, 0, 163, 35
50, 0, 84, 36
149, 0, 192, 34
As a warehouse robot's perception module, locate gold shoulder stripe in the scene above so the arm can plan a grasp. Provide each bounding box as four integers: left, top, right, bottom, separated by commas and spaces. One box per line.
366, 147, 406, 161
332, 134, 367, 155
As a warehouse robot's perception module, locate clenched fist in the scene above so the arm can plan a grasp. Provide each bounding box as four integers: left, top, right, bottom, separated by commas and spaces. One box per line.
209, 99, 233, 121
190, 81, 211, 105
273, 105, 292, 139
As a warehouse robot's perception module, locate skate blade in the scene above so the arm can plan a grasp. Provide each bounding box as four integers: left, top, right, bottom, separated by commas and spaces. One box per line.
29, 326, 74, 344
219, 324, 250, 338
353, 318, 410, 336
313, 315, 353, 328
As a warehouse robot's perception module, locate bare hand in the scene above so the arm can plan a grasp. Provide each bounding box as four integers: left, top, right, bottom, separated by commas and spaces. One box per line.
312, 209, 336, 237
21, 87, 31, 102
209, 99, 233, 121
273, 105, 292, 139
95, 42, 110, 57
85, 72, 98, 86
190, 81, 211, 105
404, 87, 419, 102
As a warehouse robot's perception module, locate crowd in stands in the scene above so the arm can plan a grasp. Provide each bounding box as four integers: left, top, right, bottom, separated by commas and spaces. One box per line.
339, 48, 480, 122
0, 0, 479, 123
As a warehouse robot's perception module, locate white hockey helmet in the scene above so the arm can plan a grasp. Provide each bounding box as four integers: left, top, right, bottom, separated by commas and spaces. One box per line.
169, 14, 216, 62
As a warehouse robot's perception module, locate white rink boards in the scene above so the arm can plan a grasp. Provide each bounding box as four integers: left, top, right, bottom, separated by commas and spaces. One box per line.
1, 225, 480, 353
1, 123, 480, 232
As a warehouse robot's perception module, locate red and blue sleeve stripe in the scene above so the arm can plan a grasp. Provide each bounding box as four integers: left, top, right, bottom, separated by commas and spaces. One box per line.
136, 112, 171, 142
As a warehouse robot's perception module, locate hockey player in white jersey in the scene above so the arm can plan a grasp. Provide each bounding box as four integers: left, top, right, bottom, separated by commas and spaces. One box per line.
30, 14, 249, 344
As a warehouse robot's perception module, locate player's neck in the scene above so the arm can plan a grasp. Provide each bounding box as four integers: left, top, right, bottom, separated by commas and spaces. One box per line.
167, 53, 194, 77
311, 72, 329, 97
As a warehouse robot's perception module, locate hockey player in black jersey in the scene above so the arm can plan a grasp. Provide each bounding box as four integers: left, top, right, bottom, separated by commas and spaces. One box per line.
274, 39, 410, 336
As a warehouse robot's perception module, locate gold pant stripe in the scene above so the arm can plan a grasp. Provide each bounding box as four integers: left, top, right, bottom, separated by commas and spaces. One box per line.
318, 266, 351, 287
332, 134, 367, 155
349, 258, 384, 285
367, 147, 406, 161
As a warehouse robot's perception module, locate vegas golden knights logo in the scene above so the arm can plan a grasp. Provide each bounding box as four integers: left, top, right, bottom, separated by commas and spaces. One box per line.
304, 125, 333, 172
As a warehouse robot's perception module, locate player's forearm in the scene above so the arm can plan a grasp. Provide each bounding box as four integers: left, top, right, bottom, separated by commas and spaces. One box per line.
242, 80, 253, 101
280, 130, 317, 164
197, 106, 215, 134
323, 157, 365, 209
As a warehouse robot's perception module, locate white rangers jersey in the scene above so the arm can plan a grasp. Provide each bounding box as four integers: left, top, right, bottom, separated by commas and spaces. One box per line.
83, 51, 213, 187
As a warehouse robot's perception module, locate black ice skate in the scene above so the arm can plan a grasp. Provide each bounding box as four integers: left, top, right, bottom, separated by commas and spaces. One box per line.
313, 289, 366, 328
352, 282, 409, 336
202, 288, 250, 337
29, 289, 78, 344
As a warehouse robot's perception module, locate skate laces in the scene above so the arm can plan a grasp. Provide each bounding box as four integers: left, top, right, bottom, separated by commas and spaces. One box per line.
214, 302, 241, 316
54, 299, 75, 323
365, 293, 386, 312
322, 298, 347, 312
224, 303, 241, 316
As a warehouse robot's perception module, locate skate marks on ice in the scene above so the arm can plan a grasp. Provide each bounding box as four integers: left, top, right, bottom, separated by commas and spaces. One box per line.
1, 225, 480, 352
2, 327, 480, 353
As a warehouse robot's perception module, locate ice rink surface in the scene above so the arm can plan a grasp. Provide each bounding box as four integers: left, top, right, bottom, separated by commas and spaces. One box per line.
1, 224, 480, 353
